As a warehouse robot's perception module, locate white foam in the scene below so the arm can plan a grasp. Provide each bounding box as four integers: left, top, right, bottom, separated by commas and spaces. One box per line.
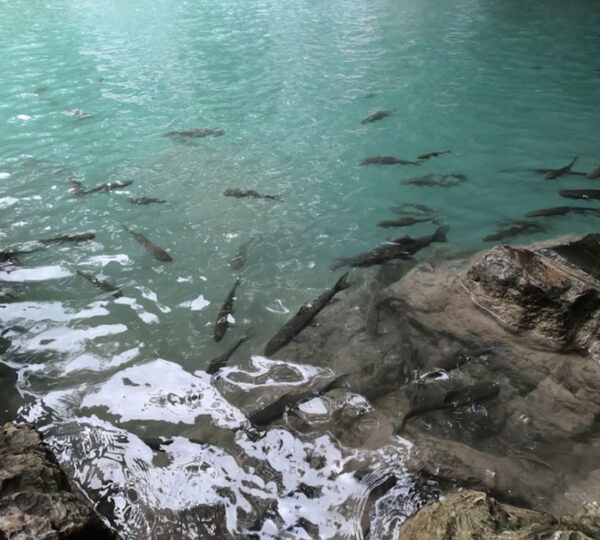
178, 294, 210, 311
0, 172, 10, 180
0, 265, 72, 282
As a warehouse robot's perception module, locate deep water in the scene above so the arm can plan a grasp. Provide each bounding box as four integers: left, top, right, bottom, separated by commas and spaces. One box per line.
1, 0, 600, 537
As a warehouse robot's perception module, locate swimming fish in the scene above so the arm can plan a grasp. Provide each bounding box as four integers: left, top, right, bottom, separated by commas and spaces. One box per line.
361, 110, 392, 124
402, 173, 466, 187
206, 334, 251, 374
483, 222, 544, 242
123, 226, 172, 262
264, 273, 351, 357
83, 180, 133, 195
395, 381, 499, 432
586, 166, 600, 179
39, 233, 95, 243
228, 238, 255, 270
77, 270, 122, 298
525, 206, 600, 218
560, 189, 600, 200
0, 248, 42, 264
224, 188, 282, 201
140, 436, 173, 452
248, 375, 347, 427
359, 156, 419, 166
545, 157, 577, 180
331, 226, 449, 270
214, 277, 241, 342
128, 197, 166, 205
377, 217, 433, 228
66, 108, 93, 120
417, 150, 451, 160
163, 128, 225, 138
389, 203, 434, 216
67, 176, 84, 196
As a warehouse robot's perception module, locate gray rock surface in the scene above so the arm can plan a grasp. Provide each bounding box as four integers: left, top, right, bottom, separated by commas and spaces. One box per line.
0, 422, 115, 539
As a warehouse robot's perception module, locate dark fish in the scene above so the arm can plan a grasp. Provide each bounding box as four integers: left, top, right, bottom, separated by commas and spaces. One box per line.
128, 197, 166, 205
67, 176, 84, 196
377, 217, 433, 228
123, 226, 172, 262
140, 436, 173, 452
214, 277, 241, 342
525, 206, 600, 218
264, 273, 351, 357
402, 173, 466, 187
228, 238, 254, 270
395, 381, 499, 432
483, 223, 543, 242
206, 334, 251, 375
83, 180, 133, 195
248, 375, 347, 427
359, 156, 419, 166
0, 248, 42, 264
545, 157, 577, 180
586, 166, 600, 179
331, 226, 449, 270
66, 108, 93, 120
389, 203, 434, 216
223, 188, 281, 201
560, 189, 600, 200
365, 92, 377, 99
417, 150, 451, 160
77, 270, 122, 298
39, 233, 95, 244
361, 110, 392, 124
163, 128, 225, 138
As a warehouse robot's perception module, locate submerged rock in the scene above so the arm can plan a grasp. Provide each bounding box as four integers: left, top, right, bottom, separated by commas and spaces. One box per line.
0, 423, 115, 539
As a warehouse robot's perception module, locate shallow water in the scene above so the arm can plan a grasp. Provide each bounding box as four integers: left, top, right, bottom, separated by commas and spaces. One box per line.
1, 0, 600, 537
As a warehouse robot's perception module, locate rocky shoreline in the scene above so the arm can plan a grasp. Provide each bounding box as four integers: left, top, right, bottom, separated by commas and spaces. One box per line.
222, 233, 600, 536
3, 234, 600, 537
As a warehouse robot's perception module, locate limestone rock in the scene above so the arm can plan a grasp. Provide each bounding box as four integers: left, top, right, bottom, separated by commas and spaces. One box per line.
0, 422, 115, 539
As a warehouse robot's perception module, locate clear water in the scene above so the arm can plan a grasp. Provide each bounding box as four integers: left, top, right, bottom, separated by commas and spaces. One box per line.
1, 0, 599, 537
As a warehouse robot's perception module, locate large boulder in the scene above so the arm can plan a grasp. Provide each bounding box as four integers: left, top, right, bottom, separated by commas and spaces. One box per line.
0, 423, 115, 539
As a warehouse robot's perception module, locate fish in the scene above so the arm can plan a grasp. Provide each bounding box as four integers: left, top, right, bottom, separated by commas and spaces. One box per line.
0, 248, 42, 264
331, 226, 449, 270
365, 92, 377, 99
395, 381, 499, 432
483, 223, 544, 242
83, 180, 133, 195
586, 166, 600, 179
264, 273, 351, 357
525, 206, 600, 218
402, 173, 466, 187
228, 238, 254, 270
560, 189, 600, 200
377, 217, 433, 228
214, 277, 241, 342
123, 226, 172, 262
417, 150, 451, 160
206, 334, 251, 375
389, 203, 434, 216
163, 128, 225, 138
39, 233, 95, 243
128, 197, 166, 205
248, 375, 347, 427
545, 157, 577, 180
223, 188, 282, 201
67, 176, 84, 196
361, 110, 392, 124
77, 270, 122, 298
140, 436, 173, 452
66, 108, 93, 120
359, 156, 419, 166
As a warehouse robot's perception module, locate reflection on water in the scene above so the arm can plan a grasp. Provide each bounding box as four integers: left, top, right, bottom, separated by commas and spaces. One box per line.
2, 0, 600, 536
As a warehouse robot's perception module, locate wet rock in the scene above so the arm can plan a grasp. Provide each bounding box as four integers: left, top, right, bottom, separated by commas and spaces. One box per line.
0, 422, 115, 539
400, 491, 597, 540
0, 363, 24, 425
465, 244, 600, 357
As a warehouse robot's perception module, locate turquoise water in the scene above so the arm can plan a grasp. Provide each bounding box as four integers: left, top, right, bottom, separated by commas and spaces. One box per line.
1, 0, 600, 537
